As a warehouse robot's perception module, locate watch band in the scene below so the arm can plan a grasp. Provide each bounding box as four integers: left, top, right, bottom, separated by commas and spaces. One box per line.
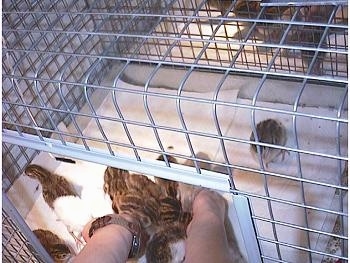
88, 214, 141, 258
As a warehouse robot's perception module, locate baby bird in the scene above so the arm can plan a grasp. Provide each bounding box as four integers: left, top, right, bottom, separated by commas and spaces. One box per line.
142, 194, 192, 263
159, 196, 192, 227
24, 164, 93, 249
250, 119, 288, 168
155, 155, 179, 198
33, 229, 74, 263
207, 0, 235, 16
103, 167, 129, 200
104, 166, 162, 201
24, 164, 77, 208
209, 0, 288, 19
155, 156, 193, 226
143, 224, 187, 263
103, 166, 163, 235
138, 193, 191, 262
103, 164, 192, 263
115, 191, 160, 230
156, 153, 205, 213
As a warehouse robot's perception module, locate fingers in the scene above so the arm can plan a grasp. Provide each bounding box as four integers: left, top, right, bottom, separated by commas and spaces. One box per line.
192, 189, 227, 220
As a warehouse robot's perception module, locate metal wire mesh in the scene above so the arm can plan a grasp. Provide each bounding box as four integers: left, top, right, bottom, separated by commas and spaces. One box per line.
2, 143, 38, 192
2, 199, 47, 263
2, 214, 41, 263
2, 0, 348, 262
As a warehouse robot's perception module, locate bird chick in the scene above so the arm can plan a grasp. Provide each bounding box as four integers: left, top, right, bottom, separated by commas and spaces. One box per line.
103, 166, 163, 237
24, 164, 92, 250
255, 5, 334, 75
250, 119, 288, 168
24, 164, 77, 208
155, 155, 179, 198
114, 191, 160, 230
228, 3, 332, 75
103, 164, 192, 263
159, 196, 192, 227
33, 229, 75, 263
156, 154, 178, 165
144, 223, 187, 263
125, 172, 163, 200
103, 166, 162, 201
103, 166, 129, 200
142, 183, 191, 263
207, 0, 235, 16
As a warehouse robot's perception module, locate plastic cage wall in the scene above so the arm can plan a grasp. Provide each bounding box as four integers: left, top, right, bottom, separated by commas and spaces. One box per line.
2, 0, 348, 262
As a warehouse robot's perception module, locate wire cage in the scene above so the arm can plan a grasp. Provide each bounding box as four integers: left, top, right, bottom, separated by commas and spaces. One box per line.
2, 0, 348, 262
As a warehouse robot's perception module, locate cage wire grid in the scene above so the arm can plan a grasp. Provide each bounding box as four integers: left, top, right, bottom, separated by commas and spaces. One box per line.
2, 0, 348, 262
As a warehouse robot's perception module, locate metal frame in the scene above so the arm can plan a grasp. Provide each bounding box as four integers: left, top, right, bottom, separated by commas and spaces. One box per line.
2, 193, 53, 263
2, 0, 348, 262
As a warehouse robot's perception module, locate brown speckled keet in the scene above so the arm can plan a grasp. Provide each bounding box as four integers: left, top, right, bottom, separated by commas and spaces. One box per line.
24, 164, 77, 208
33, 229, 74, 263
250, 119, 288, 168
155, 155, 179, 199
145, 223, 187, 263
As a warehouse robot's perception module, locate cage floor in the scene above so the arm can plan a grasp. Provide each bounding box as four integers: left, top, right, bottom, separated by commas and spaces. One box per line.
7, 76, 347, 262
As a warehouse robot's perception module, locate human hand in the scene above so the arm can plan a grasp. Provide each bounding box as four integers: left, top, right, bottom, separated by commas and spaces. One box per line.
185, 190, 234, 263
191, 189, 227, 223
81, 218, 95, 243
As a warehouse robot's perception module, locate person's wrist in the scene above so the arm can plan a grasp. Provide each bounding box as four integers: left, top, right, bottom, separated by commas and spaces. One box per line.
91, 223, 131, 239
88, 214, 142, 258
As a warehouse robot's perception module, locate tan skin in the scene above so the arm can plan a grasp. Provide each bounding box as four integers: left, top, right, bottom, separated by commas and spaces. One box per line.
73, 216, 132, 263
185, 190, 234, 263
73, 190, 232, 263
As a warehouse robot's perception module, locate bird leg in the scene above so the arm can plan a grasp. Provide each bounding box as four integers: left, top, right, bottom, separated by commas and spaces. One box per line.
69, 231, 85, 252
281, 149, 290, 161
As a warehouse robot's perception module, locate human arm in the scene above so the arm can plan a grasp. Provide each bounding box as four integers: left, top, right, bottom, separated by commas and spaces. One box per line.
73, 214, 134, 263
184, 190, 233, 263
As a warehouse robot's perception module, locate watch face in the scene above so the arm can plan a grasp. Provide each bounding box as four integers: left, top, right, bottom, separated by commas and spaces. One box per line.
129, 235, 140, 258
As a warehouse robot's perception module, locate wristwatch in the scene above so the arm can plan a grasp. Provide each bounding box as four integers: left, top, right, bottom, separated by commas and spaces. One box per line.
88, 214, 141, 258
